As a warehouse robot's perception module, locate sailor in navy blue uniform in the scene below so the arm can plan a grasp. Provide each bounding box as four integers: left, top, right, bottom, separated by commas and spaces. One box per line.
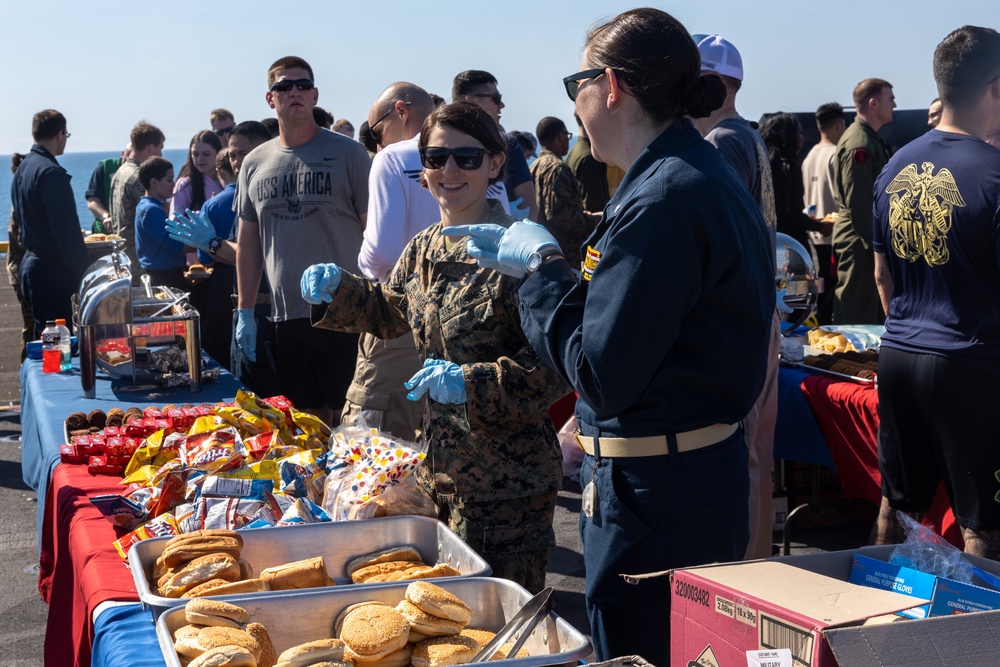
445, 9, 774, 664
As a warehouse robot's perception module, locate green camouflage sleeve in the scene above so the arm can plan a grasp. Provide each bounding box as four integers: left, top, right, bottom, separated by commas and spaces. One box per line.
310, 269, 412, 340
460, 280, 570, 418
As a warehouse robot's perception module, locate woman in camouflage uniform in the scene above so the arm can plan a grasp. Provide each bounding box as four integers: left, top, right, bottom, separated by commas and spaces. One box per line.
301, 102, 568, 592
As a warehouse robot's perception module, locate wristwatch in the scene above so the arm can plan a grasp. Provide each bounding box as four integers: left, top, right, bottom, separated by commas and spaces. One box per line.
208, 237, 223, 255
526, 246, 561, 273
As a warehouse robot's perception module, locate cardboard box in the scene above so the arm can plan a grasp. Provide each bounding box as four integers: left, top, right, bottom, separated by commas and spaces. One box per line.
669, 545, 1000, 667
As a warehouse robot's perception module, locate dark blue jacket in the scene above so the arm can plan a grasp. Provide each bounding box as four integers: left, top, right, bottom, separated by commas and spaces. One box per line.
518, 119, 775, 437
11, 145, 89, 283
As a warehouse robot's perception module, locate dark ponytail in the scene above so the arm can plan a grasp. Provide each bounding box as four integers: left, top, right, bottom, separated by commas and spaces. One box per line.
585, 7, 724, 123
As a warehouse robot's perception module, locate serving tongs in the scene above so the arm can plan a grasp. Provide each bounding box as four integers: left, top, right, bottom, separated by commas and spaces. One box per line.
469, 586, 554, 662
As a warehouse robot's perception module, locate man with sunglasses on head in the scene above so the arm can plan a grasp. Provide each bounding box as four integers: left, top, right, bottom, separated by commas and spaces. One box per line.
453, 70, 539, 222
235, 56, 371, 425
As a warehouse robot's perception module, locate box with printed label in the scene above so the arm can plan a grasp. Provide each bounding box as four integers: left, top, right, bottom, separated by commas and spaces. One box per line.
848, 553, 936, 619
666, 545, 1000, 667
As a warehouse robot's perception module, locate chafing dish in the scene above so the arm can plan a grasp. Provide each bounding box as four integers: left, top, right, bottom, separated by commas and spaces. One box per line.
73, 249, 201, 398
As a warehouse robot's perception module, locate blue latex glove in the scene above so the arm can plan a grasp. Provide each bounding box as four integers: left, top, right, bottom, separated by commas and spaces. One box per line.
300, 263, 342, 304
235, 308, 257, 363
509, 196, 531, 220
442, 220, 560, 278
404, 358, 467, 404
165, 208, 216, 251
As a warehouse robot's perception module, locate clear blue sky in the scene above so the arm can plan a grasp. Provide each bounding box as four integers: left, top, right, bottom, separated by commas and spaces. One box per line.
1, 0, 996, 155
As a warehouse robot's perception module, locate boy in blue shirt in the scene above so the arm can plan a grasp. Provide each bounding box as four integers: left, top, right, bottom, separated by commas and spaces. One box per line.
135, 157, 187, 290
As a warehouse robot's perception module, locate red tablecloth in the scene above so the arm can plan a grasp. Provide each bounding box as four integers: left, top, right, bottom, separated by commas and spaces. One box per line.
38, 463, 139, 667
800, 374, 961, 546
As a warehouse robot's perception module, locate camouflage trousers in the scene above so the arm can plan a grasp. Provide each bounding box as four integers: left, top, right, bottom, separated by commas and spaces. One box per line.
434, 490, 558, 593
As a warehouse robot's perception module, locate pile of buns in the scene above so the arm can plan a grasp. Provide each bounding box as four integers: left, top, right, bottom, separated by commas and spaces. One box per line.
171, 581, 529, 667
807, 328, 857, 354
334, 581, 527, 667
153, 530, 334, 599
348, 547, 461, 584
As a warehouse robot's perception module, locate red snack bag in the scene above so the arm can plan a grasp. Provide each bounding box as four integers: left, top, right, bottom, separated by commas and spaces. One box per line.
166, 408, 190, 430
194, 405, 215, 418
88, 455, 107, 475
89, 433, 106, 448
60, 443, 83, 464
105, 436, 124, 455
244, 431, 279, 460
73, 434, 91, 447
124, 417, 147, 437
143, 406, 164, 419
123, 437, 140, 456
103, 425, 121, 437
154, 418, 173, 433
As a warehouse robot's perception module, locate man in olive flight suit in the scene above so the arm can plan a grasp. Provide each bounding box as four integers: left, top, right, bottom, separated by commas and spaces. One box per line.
832, 78, 894, 324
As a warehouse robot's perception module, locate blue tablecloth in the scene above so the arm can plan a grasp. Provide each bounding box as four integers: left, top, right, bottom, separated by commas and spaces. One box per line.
774, 365, 834, 468
20, 356, 244, 540
92, 604, 165, 667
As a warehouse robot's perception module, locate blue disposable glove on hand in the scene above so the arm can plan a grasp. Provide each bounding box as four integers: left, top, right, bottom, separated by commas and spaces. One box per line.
442, 221, 561, 278
509, 196, 531, 220
165, 208, 217, 251
300, 263, 342, 304
235, 308, 257, 363
404, 358, 467, 404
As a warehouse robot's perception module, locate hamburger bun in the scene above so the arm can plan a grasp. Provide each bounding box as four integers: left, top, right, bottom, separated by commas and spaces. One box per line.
458, 628, 495, 647
182, 579, 231, 598
333, 601, 389, 636
411, 635, 480, 667
190, 578, 269, 598
161, 553, 242, 598
188, 645, 256, 667
396, 600, 464, 636
245, 622, 278, 667
351, 560, 428, 584
198, 626, 261, 662
405, 581, 472, 625
161, 535, 243, 568
400, 564, 461, 581
345, 546, 424, 577
340, 605, 410, 661
185, 598, 249, 628
492, 643, 530, 660
260, 556, 333, 590
362, 566, 431, 584
275, 638, 345, 667
345, 644, 412, 667
174, 633, 206, 659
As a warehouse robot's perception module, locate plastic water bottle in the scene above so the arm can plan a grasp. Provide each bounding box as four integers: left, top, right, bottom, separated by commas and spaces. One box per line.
55, 318, 72, 371
41, 321, 61, 374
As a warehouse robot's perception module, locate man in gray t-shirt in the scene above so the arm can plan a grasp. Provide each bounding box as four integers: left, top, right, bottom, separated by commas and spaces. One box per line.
235, 56, 370, 425
693, 34, 779, 563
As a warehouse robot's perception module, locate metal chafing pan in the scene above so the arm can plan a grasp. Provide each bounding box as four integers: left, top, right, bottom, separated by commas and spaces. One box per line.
129, 515, 491, 619
155, 576, 591, 667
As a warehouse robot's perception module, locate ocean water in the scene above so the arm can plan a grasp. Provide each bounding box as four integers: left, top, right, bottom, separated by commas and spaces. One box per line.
0, 149, 189, 243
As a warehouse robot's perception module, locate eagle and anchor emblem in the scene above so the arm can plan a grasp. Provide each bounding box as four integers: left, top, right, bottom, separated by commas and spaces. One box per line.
885, 162, 965, 266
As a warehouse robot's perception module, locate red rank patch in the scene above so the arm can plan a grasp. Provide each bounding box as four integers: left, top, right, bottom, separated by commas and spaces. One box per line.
853, 148, 869, 165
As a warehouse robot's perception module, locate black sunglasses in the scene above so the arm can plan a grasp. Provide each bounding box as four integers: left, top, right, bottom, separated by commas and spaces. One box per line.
215, 126, 234, 136
419, 147, 488, 170
369, 102, 411, 146
563, 68, 606, 101
471, 92, 502, 105
269, 78, 315, 93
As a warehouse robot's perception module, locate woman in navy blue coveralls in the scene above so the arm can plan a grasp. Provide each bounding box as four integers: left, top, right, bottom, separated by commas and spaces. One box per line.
445, 8, 775, 665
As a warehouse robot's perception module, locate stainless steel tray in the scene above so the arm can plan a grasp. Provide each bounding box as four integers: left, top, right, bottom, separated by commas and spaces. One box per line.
781, 359, 876, 386
155, 577, 590, 667
129, 515, 491, 618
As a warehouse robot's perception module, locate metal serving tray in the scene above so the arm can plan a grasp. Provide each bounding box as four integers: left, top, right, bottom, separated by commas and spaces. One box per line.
129, 515, 491, 619
155, 576, 590, 667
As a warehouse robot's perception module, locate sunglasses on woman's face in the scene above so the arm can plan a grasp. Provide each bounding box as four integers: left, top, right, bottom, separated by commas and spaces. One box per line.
419, 147, 488, 170
562, 68, 606, 101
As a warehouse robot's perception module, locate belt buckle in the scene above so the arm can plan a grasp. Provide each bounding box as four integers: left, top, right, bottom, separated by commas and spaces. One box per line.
572, 428, 585, 452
